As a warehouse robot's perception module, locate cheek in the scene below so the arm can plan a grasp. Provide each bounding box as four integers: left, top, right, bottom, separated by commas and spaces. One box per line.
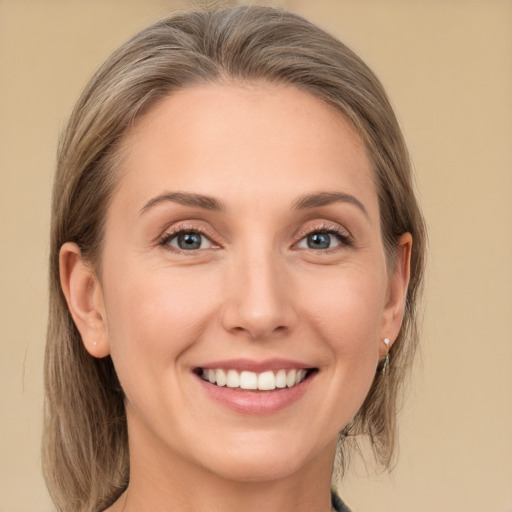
302, 264, 386, 347
102, 264, 219, 383
298, 265, 386, 410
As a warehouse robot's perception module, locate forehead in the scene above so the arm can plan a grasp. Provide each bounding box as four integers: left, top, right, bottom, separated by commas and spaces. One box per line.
113, 82, 377, 217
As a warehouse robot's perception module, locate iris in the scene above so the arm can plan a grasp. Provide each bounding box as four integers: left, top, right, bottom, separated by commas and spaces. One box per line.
177, 232, 202, 250
307, 233, 332, 249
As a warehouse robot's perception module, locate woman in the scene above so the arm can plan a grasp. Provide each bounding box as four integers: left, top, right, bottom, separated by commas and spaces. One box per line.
43, 5, 425, 512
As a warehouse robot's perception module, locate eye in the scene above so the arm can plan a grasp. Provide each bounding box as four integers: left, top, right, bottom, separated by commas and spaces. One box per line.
162, 230, 214, 251
296, 230, 348, 250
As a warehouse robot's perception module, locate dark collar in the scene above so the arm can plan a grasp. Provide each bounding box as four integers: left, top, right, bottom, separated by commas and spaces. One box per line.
331, 490, 352, 512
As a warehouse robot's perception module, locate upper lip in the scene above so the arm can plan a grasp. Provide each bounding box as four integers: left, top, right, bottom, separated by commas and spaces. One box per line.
195, 358, 315, 373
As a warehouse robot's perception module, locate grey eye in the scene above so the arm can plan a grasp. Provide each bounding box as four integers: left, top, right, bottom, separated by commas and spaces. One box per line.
168, 232, 213, 250
297, 232, 341, 250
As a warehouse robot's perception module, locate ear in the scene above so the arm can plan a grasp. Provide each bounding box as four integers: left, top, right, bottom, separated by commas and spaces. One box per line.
379, 233, 412, 357
59, 242, 110, 358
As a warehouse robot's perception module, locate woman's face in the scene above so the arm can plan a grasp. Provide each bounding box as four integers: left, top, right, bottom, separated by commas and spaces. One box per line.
89, 83, 408, 482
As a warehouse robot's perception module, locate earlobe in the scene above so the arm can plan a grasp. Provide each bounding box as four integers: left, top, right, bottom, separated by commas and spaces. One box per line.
59, 242, 110, 358
380, 233, 412, 356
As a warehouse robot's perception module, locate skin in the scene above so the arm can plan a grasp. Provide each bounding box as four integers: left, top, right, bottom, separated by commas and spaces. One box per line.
60, 83, 411, 512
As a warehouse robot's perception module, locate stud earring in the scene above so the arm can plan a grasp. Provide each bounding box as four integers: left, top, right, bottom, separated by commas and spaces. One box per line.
382, 338, 390, 375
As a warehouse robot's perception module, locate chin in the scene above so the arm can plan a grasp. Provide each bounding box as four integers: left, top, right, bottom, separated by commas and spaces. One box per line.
203, 451, 308, 483
193, 431, 334, 484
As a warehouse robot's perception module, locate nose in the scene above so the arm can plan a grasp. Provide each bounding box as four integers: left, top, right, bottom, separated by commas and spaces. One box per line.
220, 248, 297, 341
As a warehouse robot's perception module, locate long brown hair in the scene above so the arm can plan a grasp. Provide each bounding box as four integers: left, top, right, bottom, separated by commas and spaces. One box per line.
44, 5, 426, 511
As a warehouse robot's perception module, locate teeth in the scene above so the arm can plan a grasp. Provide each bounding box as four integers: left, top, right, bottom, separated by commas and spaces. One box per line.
215, 369, 227, 387
258, 371, 275, 391
275, 369, 287, 388
286, 369, 296, 387
295, 369, 306, 385
240, 371, 258, 390
200, 368, 309, 390
226, 369, 239, 388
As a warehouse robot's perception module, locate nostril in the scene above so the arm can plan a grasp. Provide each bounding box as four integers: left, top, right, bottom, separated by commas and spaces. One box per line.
226, 322, 290, 341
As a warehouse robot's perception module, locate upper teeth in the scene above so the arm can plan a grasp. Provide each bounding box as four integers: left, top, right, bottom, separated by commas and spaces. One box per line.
201, 368, 308, 390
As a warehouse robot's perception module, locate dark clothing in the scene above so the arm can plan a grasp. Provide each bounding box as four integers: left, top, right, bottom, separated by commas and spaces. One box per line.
331, 490, 352, 512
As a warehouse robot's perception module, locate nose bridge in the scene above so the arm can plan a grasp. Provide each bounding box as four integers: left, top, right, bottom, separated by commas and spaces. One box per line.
222, 238, 295, 339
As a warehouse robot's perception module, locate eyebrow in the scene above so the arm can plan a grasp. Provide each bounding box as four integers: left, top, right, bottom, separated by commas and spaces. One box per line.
292, 191, 369, 218
140, 190, 368, 218
140, 192, 223, 215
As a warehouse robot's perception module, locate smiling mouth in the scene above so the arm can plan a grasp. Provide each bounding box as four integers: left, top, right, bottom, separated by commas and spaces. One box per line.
195, 368, 317, 391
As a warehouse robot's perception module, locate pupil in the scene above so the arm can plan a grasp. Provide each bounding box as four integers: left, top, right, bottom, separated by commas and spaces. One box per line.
178, 233, 201, 250
308, 233, 330, 249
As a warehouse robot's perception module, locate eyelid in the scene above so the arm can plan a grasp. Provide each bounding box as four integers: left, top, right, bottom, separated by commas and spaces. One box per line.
155, 219, 352, 252
293, 221, 353, 249
157, 221, 222, 252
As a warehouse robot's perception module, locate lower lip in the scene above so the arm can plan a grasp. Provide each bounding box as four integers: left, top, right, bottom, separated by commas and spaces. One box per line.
195, 372, 315, 415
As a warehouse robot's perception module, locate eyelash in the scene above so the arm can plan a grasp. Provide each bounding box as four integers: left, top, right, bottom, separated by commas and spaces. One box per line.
294, 223, 353, 251
158, 222, 353, 253
158, 225, 216, 252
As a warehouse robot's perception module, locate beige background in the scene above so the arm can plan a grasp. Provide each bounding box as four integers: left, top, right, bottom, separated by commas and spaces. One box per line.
1, 1, 511, 511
